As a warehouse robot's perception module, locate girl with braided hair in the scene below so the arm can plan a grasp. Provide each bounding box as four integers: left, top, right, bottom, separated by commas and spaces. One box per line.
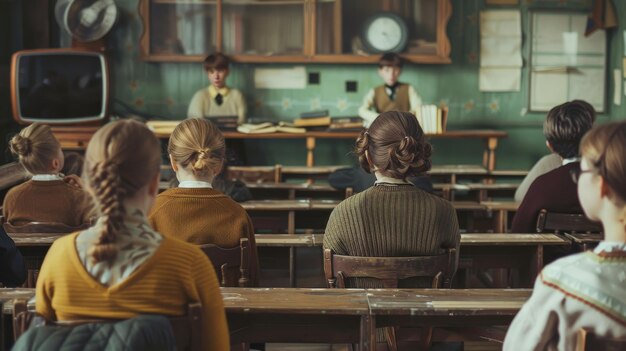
149, 117, 259, 285
3, 122, 92, 227
35, 120, 229, 350
504, 121, 626, 350
323, 111, 460, 288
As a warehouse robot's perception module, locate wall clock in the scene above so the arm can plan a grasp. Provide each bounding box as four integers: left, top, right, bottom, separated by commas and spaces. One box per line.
362, 13, 408, 54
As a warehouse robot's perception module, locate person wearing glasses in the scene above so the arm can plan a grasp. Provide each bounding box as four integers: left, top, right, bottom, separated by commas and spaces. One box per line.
504, 121, 626, 350
511, 101, 594, 233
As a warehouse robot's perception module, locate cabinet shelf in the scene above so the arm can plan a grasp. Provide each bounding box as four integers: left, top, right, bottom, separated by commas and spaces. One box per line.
140, 0, 451, 64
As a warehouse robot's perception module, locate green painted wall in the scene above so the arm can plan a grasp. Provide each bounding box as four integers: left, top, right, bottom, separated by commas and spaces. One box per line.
8, 0, 626, 168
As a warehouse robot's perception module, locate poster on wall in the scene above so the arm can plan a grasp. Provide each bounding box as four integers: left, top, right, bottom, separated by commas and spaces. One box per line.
479, 10, 522, 92
529, 12, 606, 112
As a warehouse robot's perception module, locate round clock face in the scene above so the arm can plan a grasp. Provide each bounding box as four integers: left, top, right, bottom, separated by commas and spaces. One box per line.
363, 14, 408, 53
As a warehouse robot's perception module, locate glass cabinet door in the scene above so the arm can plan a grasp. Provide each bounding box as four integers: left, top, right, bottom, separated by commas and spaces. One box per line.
313, 0, 450, 63
222, 0, 307, 59
140, 0, 450, 63
144, 0, 218, 59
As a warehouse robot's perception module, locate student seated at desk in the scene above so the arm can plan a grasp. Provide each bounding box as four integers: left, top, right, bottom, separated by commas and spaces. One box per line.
358, 52, 422, 128
149, 118, 259, 285
514, 100, 596, 202
324, 111, 460, 287
2, 123, 92, 227
504, 121, 626, 350
511, 101, 593, 233
36, 120, 229, 350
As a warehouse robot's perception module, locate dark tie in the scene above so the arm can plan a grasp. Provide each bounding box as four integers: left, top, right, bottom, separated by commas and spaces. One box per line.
215, 93, 223, 106
385, 84, 398, 101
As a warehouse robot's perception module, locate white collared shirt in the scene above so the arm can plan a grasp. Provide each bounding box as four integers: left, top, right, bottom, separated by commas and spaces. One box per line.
373, 173, 413, 186
178, 180, 212, 188
31, 174, 64, 181
562, 157, 580, 166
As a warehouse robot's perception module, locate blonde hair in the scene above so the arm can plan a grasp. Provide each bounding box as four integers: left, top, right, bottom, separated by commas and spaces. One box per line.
580, 121, 626, 227
168, 118, 225, 178
83, 120, 161, 263
9, 123, 61, 174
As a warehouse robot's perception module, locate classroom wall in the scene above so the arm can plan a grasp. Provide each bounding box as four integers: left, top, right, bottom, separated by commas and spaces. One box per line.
3, 0, 626, 169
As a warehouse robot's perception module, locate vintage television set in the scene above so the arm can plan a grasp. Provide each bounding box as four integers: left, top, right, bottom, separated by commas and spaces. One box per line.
11, 49, 109, 125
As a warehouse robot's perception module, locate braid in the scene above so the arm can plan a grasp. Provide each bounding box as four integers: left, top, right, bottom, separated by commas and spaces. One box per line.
88, 161, 126, 263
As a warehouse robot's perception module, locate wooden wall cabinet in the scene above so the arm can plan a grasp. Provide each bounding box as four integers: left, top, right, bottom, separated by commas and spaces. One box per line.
139, 0, 451, 64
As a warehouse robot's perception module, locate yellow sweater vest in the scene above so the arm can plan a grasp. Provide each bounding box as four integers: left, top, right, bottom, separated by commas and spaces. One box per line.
36, 233, 230, 351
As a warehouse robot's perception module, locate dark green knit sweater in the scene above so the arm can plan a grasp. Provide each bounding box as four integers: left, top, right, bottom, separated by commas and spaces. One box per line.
323, 184, 460, 288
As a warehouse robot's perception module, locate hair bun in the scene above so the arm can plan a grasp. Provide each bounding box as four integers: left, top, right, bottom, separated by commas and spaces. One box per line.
9, 135, 32, 157
197, 148, 211, 160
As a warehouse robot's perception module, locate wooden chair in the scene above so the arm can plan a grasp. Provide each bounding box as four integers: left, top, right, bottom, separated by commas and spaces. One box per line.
323, 248, 457, 351
576, 328, 626, 351
323, 248, 457, 289
535, 209, 603, 234
199, 238, 250, 287
12, 299, 202, 351
3, 222, 90, 288
227, 165, 282, 183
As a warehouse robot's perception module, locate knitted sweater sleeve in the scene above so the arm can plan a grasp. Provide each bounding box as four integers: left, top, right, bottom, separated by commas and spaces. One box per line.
189, 248, 230, 350
323, 203, 351, 255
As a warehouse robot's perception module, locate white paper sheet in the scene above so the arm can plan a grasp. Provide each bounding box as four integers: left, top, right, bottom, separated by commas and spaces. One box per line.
614, 69, 621, 105
530, 12, 606, 112
479, 10, 522, 91
480, 68, 521, 92
254, 66, 307, 89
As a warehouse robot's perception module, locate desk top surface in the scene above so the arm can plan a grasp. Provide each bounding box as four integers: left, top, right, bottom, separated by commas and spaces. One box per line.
1, 288, 529, 317
366, 288, 530, 315
11, 232, 568, 247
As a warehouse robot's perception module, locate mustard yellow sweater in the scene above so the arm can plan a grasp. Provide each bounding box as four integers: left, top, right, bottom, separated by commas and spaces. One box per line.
149, 187, 259, 285
2, 180, 92, 226
36, 233, 230, 351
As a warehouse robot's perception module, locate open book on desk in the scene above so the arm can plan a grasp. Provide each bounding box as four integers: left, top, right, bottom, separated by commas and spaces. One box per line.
237, 122, 307, 134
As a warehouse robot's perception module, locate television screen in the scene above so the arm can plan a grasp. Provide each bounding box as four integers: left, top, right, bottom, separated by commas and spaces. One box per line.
11, 49, 108, 124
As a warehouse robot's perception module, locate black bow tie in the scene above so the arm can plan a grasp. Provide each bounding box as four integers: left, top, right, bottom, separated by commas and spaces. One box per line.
215, 93, 223, 106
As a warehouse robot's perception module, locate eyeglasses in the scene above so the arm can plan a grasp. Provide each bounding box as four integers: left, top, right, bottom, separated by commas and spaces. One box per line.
569, 168, 595, 184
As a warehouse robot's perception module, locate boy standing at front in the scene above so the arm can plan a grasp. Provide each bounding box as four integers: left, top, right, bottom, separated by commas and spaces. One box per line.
188, 53, 247, 124
358, 52, 422, 127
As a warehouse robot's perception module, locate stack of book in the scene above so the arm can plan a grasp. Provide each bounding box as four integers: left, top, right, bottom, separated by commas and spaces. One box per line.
328, 117, 364, 132
207, 116, 238, 132
293, 110, 331, 129
237, 122, 306, 134
416, 105, 447, 134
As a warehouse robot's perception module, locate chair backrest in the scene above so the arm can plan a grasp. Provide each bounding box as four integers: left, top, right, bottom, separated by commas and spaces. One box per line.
576, 328, 626, 351
3, 222, 90, 234
536, 209, 603, 234
12, 299, 202, 351
227, 164, 282, 183
199, 238, 250, 287
323, 248, 457, 288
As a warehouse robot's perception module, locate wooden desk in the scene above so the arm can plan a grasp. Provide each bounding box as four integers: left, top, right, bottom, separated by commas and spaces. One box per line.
147, 123, 507, 170
459, 233, 569, 287
1, 287, 529, 349
223, 287, 370, 348
482, 201, 520, 233
564, 233, 603, 251
367, 288, 530, 347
